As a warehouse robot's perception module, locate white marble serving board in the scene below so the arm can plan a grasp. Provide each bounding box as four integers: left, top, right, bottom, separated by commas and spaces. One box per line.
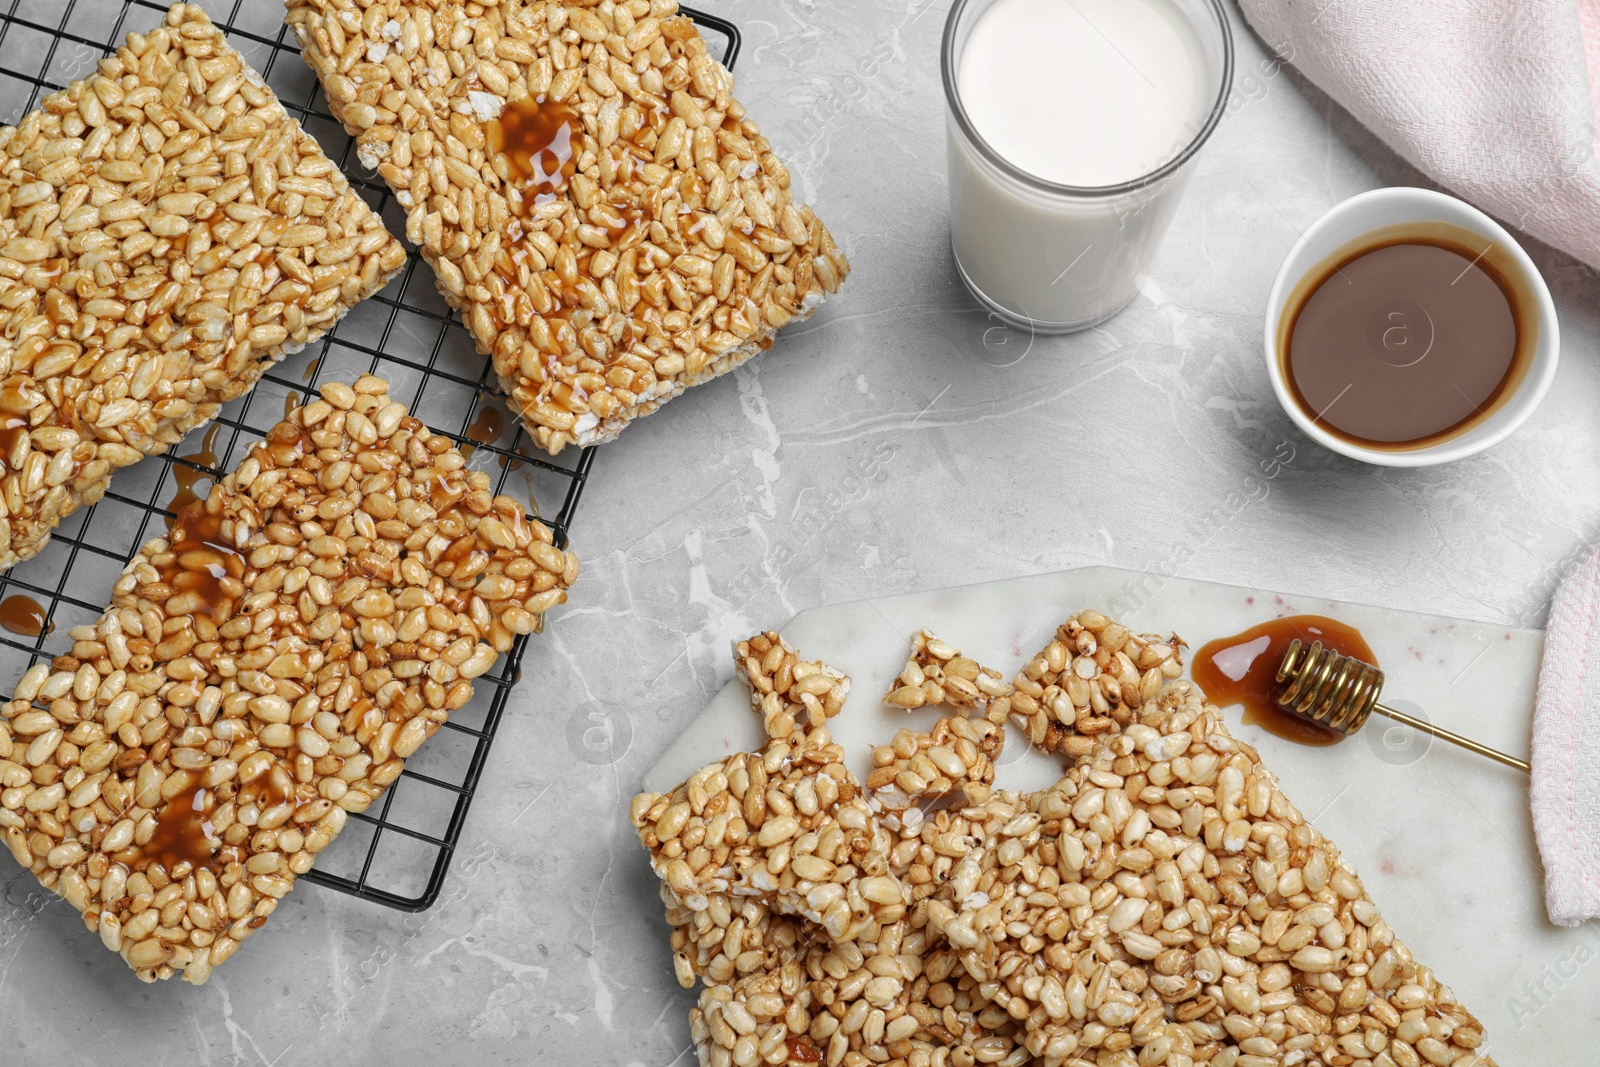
645, 566, 1588, 1063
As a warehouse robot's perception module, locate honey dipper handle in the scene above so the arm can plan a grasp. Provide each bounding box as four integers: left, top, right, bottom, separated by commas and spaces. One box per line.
1373, 702, 1530, 773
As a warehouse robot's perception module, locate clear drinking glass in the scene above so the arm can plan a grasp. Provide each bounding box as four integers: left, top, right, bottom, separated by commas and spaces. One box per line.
942, 0, 1234, 334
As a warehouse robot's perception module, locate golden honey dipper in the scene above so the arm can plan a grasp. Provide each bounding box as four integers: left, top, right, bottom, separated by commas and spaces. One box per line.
1276, 639, 1530, 773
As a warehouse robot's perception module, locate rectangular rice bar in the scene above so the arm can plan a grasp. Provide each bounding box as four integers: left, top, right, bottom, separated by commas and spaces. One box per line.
286, 0, 850, 454
631, 614, 1495, 1067
0, 3, 406, 569
0, 374, 577, 983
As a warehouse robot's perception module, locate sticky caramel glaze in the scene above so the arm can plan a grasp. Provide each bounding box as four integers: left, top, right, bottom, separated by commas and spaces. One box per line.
488, 96, 578, 210
1192, 615, 1378, 746
0, 417, 26, 466
0, 376, 48, 470
787, 1037, 822, 1063
156, 426, 307, 623
0, 593, 50, 636
165, 423, 222, 521
466, 404, 504, 447
156, 503, 248, 624
0, 378, 37, 416
134, 771, 292, 879
461, 403, 505, 461
141, 783, 222, 874
237, 758, 297, 811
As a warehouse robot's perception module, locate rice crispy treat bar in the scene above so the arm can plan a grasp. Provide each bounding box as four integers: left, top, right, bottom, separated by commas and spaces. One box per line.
633, 618, 1495, 1067
0, 375, 577, 983
286, 0, 851, 454
0, 4, 406, 570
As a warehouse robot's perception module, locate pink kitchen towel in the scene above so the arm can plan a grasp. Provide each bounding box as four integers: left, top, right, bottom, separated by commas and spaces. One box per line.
1236, 0, 1600, 271
1235, 0, 1600, 924
1530, 544, 1600, 926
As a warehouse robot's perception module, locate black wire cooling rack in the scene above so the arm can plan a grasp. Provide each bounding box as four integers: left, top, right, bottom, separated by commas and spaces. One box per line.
0, 0, 740, 911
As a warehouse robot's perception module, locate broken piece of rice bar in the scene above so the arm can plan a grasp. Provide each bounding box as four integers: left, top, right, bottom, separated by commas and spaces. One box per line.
883, 629, 1013, 713
286, 0, 851, 454
634, 619, 1495, 1067
0, 375, 577, 983
0, 4, 406, 570
632, 632, 904, 944
866, 714, 1004, 811
1009, 609, 1184, 759
872, 631, 1012, 810
736, 629, 849, 737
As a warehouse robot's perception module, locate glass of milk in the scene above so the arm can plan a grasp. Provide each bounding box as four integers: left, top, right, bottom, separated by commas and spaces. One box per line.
943, 0, 1233, 333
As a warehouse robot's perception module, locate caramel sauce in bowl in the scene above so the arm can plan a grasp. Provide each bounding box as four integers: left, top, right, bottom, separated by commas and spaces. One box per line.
1264, 187, 1558, 467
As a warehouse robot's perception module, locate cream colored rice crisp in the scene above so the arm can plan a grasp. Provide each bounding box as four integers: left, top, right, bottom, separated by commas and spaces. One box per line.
0, 4, 406, 570
0, 375, 577, 983
286, 0, 851, 454
632, 614, 1494, 1067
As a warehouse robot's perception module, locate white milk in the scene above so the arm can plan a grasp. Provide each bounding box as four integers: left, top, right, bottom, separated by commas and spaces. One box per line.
945, 0, 1219, 331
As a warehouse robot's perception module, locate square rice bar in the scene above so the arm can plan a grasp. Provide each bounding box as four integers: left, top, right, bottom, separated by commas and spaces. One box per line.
0, 375, 577, 983
286, 0, 850, 454
0, 3, 406, 571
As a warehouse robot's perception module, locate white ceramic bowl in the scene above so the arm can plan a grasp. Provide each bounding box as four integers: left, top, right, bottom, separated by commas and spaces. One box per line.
1264, 187, 1559, 467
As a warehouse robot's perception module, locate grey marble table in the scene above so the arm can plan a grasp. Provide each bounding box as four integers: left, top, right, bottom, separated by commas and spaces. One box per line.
6, 1, 1599, 1064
